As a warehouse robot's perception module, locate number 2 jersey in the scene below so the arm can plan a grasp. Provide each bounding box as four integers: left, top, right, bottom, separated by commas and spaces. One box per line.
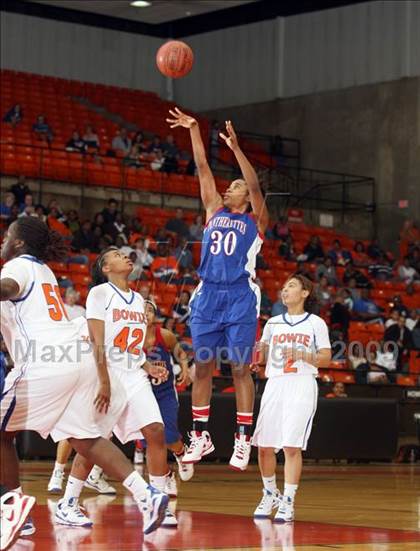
1, 255, 81, 367
199, 207, 263, 285
86, 282, 148, 373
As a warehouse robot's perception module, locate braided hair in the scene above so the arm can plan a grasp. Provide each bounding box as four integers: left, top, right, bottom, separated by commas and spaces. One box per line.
91, 246, 118, 286
14, 217, 68, 262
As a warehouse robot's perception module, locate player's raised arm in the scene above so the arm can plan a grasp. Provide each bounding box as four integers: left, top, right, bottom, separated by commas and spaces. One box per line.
167, 107, 223, 220
220, 120, 269, 234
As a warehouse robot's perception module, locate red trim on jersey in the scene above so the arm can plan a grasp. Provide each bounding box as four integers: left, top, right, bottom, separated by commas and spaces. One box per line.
154, 325, 168, 351
246, 212, 265, 241
204, 207, 226, 229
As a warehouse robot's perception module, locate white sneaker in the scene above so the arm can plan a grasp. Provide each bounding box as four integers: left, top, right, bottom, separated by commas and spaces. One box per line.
48, 468, 65, 494
229, 434, 252, 471
0, 492, 36, 550
134, 448, 145, 465
20, 515, 36, 536
55, 498, 93, 527
182, 431, 215, 464
174, 452, 194, 482
84, 471, 116, 495
140, 485, 169, 535
160, 507, 178, 528
254, 488, 281, 518
274, 496, 294, 523
164, 472, 178, 498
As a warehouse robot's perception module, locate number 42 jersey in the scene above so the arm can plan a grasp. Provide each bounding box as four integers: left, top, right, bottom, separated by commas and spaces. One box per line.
199, 208, 263, 285
86, 282, 148, 372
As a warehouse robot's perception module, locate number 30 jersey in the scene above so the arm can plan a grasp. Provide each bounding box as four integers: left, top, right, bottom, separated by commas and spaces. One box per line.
86, 282, 148, 373
199, 208, 263, 285
0, 255, 80, 367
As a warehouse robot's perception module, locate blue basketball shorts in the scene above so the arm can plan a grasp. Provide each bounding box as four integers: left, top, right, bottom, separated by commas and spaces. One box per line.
189, 281, 260, 365
153, 387, 181, 445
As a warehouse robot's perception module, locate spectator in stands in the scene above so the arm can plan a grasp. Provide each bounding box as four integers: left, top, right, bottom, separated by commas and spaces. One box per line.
147, 135, 163, 155
330, 291, 351, 336
173, 291, 191, 324
101, 198, 119, 233
342, 261, 371, 288
353, 241, 370, 267
66, 209, 80, 234
133, 131, 148, 153
189, 214, 204, 241
18, 193, 35, 217
278, 235, 294, 260
151, 242, 178, 281
161, 134, 179, 173
111, 212, 128, 244
10, 175, 30, 207
174, 237, 193, 270
315, 256, 337, 286
6, 204, 20, 226
367, 346, 393, 384
127, 251, 145, 281
398, 256, 419, 285
348, 343, 369, 379
352, 288, 383, 322
150, 149, 165, 171
408, 247, 420, 273
64, 288, 86, 320
34, 204, 46, 222
138, 284, 151, 301
316, 275, 333, 307
346, 278, 361, 302
0, 193, 16, 220
124, 144, 143, 168
256, 278, 272, 320
399, 219, 420, 259
295, 260, 313, 280
92, 212, 105, 233
325, 382, 348, 399
112, 128, 132, 156
66, 131, 87, 153
271, 289, 287, 317
368, 254, 394, 281
272, 216, 290, 240
384, 315, 413, 370
385, 308, 400, 329
391, 295, 409, 317
134, 238, 153, 268
367, 238, 386, 260
165, 208, 190, 239
47, 207, 72, 238
3, 103, 23, 126
298, 235, 324, 262
71, 220, 96, 252
406, 309, 419, 332
327, 239, 352, 266
175, 266, 199, 286
32, 114, 53, 143
83, 125, 100, 150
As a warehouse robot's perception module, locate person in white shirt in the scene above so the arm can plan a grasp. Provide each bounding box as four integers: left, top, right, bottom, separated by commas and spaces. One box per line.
64, 287, 86, 320
398, 257, 419, 285
251, 274, 331, 523
385, 308, 400, 329
406, 309, 419, 332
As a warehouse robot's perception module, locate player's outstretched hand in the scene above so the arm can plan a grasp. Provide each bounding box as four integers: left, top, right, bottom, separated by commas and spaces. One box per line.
145, 361, 169, 384
250, 363, 261, 373
176, 365, 190, 386
166, 107, 197, 129
94, 378, 111, 414
219, 120, 239, 151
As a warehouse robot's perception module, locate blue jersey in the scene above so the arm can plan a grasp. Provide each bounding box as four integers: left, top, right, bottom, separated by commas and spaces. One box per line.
144, 326, 175, 398
199, 208, 263, 285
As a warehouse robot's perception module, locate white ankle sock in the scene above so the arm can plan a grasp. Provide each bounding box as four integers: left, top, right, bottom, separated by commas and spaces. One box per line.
88, 465, 103, 481
149, 474, 168, 493
63, 476, 85, 503
262, 475, 277, 493
284, 483, 298, 501
123, 470, 148, 501
54, 462, 66, 472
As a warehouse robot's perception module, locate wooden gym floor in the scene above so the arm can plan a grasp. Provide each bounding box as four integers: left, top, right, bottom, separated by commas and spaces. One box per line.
10, 461, 420, 550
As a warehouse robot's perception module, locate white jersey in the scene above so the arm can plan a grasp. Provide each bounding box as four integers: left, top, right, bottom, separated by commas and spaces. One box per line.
262, 311, 331, 378
86, 282, 147, 373
0, 255, 80, 367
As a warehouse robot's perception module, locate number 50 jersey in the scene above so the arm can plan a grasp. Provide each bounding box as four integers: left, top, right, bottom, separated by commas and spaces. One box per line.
199, 208, 263, 285
86, 283, 148, 373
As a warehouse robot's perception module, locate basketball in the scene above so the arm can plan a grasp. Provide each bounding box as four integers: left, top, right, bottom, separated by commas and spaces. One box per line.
156, 40, 194, 79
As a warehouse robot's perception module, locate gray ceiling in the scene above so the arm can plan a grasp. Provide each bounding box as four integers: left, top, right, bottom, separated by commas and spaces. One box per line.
28, 0, 257, 25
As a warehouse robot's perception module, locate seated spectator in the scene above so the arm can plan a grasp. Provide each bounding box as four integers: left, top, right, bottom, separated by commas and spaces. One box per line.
133, 131, 148, 153
295, 261, 313, 280
174, 237, 193, 270
161, 134, 179, 173
316, 275, 333, 307
134, 238, 153, 268
189, 214, 204, 241
101, 198, 119, 233
278, 235, 294, 260
271, 289, 287, 317
150, 149, 165, 171
173, 291, 191, 323
352, 289, 383, 322
151, 242, 178, 281
32, 114, 53, 143
399, 219, 420, 259
327, 239, 352, 266
83, 125, 100, 150
406, 309, 419, 332
18, 193, 35, 217
175, 267, 199, 286
147, 135, 163, 155
348, 343, 368, 371
367, 238, 386, 260
330, 291, 351, 336
67, 210, 81, 234
353, 241, 370, 267
64, 288, 86, 320
384, 315, 413, 370
3, 104, 23, 126
6, 204, 20, 225
0, 192, 16, 220
111, 212, 128, 243
66, 131, 87, 153
298, 235, 324, 262
368, 254, 394, 281
128, 251, 145, 281
342, 262, 371, 288
34, 204, 46, 222
72, 220, 96, 252
165, 208, 190, 239
408, 247, 420, 273
10, 175, 30, 206
315, 256, 337, 286
47, 207, 72, 237
398, 256, 419, 285
272, 216, 290, 240
124, 144, 143, 168
92, 212, 105, 234
385, 308, 400, 329
391, 295, 409, 317
112, 128, 132, 156
325, 382, 348, 399
367, 348, 393, 384
346, 278, 361, 302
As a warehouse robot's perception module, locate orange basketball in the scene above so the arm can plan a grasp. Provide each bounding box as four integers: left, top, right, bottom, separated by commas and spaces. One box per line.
156, 40, 194, 79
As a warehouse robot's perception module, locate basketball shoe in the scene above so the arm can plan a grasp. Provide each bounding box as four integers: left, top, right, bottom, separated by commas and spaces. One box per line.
160, 507, 178, 528
164, 472, 178, 498
174, 450, 194, 481
182, 431, 215, 464
84, 468, 116, 495
273, 496, 294, 523
55, 498, 93, 527
0, 492, 36, 550
20, 515, 36, 536
254, 489, 281, 519
229, 433, 252, 471
139, 486, 169, 534
48, 468, 65, 494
